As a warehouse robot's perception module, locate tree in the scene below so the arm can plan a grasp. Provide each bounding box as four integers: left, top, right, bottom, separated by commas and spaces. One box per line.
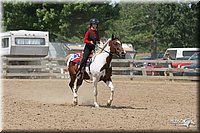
2, 2, 120, 42
2, 2, 39, 31
107, 2, 198, 57
2, 2, 198, 54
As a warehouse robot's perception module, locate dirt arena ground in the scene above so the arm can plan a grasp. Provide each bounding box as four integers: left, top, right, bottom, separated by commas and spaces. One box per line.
1, 78, 199, 132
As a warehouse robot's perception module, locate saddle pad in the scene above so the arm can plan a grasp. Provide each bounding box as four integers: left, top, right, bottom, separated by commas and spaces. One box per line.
64, 52, 93, 72
70, 52, 82, 64
70, 52, 93, 65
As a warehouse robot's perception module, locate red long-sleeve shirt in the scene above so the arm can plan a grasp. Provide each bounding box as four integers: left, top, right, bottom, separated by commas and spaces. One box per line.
84, 28, 100, 44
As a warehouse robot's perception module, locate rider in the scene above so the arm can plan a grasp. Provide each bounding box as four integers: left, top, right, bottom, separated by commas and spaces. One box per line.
77, 18, 100, 79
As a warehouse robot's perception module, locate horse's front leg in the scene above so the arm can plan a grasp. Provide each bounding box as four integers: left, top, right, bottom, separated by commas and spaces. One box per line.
106, 80, 114, 107
72, 85, 78, 106
93, 77, 99, 108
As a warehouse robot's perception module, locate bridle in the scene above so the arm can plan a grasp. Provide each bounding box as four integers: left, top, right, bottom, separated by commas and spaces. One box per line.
109, 39, 123, 57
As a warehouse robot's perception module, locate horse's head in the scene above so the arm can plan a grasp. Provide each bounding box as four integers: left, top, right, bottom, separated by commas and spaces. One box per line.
109, 34, 126, 58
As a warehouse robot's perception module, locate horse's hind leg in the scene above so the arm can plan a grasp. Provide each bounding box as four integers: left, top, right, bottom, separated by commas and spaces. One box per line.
72, 77, 83, 106
69, 74, 78, 105
105, 80, 114, 107
69, 75, 75, 92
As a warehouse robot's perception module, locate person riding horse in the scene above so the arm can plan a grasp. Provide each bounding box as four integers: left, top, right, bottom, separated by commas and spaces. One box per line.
67, 34, 125, 107
76, 18, 100, 79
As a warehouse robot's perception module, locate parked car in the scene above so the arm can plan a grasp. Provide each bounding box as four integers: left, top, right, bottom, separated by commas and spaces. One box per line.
133, 52, 167, 76
143, 62, 167, 76
182, 63, 200, 76
133, 61, 167, 76
171, 52, 200, 68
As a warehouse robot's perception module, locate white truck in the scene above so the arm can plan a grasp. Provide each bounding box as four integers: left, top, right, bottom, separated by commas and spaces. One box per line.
163, 48, 199, 60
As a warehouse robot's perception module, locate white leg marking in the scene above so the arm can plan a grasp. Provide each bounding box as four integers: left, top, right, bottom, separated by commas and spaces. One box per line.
72, 79, 80, 106
106, 81, 114, 107
93, 77, 99, 108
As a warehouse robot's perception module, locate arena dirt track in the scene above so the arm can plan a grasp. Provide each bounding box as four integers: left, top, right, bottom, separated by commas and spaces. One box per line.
1, 78, 199, 131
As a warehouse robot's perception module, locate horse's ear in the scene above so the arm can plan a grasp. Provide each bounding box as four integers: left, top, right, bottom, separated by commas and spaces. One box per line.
112, 34, 115, 40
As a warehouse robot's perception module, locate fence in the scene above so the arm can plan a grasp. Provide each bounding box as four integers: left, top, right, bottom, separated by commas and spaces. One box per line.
1, 57, 199, 81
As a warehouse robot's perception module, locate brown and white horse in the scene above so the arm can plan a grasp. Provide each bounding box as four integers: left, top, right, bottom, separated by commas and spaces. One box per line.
66, 35, 125, 107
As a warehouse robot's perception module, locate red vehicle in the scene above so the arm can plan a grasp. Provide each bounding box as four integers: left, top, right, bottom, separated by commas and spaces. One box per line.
171, 52, 200, 68
143, 62, 166, 76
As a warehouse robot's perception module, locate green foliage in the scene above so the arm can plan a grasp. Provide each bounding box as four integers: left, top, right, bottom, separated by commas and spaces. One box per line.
2, 2, 198, 56
106, 3, 198, 56
3, 2, 39, 31
2, 2, 120, 42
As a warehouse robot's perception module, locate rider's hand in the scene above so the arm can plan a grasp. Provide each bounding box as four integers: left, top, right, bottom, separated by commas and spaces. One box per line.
90, 41, 94, 44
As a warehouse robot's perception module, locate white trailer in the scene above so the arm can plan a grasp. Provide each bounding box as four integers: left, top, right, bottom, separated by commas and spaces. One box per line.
0, 30, 50, 78
0, 30, 49, 57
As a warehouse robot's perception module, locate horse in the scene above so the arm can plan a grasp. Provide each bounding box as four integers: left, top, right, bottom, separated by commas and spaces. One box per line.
66, 34, 125, 107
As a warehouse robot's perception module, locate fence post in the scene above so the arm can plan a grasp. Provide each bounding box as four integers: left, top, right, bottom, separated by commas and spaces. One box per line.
167, 60, 174, 82
2, 57, 7, 78
141, 67, 147, 76
129, 60, 133, 80
48, 57, 53, 79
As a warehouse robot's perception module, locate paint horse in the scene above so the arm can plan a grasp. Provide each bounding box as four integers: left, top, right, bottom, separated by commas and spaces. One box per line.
66, 35, 125, 107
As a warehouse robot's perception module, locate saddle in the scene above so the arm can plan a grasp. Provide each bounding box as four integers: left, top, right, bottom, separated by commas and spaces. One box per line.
69, 51, 94, 80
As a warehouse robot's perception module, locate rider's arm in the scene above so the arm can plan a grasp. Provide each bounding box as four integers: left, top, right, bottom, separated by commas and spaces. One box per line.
84, 31, 93, 44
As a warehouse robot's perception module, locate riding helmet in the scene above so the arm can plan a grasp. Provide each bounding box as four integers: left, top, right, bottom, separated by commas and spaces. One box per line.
89, 18, 99, 25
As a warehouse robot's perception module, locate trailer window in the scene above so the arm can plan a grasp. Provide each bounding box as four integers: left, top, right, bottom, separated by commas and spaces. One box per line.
15, 38, 45, 45
1, 38, 9, 48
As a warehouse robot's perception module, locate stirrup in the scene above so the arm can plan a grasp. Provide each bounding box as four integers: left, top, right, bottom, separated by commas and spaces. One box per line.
76, 70, 80, 76
77, 73, 82, 80
76, 70, 82, 79
76, 66, 82, 76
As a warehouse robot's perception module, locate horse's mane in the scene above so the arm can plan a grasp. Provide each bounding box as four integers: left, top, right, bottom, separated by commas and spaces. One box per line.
94, 36, 121, 55
98, 41, 110, 53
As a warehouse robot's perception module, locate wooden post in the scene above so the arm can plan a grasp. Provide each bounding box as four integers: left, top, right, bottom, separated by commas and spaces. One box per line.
167, 60, 174, 82
129, 60, 133, 80
142, 67, 147, 76
48, 58, 53, 79
2, 57, 8, 78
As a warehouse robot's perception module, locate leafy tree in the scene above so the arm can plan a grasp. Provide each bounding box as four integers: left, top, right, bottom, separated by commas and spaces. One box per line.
2, 2, 39, 31
2, 2, 120, 42
2, 2, 198, 56
107, 2, 198, 57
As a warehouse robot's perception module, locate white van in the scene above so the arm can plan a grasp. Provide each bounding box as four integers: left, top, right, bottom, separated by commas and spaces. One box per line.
164, 48, 199, 60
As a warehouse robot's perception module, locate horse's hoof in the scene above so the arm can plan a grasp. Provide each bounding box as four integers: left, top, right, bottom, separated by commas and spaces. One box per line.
107, 102, 111, 107
73, 101, 78, 106
94, 103, 99, 108
107, 100, 112, 107
73, 98, 78, 106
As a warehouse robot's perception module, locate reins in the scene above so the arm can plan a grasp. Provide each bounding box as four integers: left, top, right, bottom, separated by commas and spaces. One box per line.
95, 42, 120, 58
